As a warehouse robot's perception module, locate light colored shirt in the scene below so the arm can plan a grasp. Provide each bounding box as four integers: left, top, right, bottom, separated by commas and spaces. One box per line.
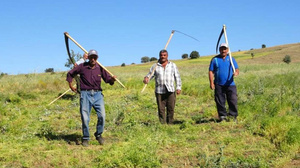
146, 61, 182, 94
76, 58, 85, 65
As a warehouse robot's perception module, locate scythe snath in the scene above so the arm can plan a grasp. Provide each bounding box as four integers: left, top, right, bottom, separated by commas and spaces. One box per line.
216, 25, 236, 73
48, 32, 126, 105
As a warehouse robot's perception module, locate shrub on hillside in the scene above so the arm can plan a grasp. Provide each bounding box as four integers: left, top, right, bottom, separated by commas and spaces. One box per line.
45, 68, 54, 73
283, 55, 291, 64
182, 53, 188, 59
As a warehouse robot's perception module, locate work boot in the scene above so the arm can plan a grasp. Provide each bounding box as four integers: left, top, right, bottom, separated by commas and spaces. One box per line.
96, 135, 104, 145
82, 139, 89, 147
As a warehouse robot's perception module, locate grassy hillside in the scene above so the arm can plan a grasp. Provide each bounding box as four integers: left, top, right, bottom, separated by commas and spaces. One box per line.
0, 43, 299, 167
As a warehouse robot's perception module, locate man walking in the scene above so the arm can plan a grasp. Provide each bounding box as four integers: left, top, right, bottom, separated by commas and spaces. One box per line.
209, 43, 239, 122
67, 49, 115, 146
143, 49, 182, 124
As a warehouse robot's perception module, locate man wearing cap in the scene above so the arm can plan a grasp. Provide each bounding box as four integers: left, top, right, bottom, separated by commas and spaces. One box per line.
209, 43, 239, 122
67, 49, 116, 146
143, 49, 182, 124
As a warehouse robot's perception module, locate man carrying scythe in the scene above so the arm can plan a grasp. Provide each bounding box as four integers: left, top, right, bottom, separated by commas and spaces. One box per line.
209, 43, 239, 122
143, 49, 182, 124
67, 49, 116, 147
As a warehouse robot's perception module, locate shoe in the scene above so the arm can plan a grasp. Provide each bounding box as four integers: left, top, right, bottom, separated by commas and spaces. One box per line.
219, 116, 228, 122
229, 116, 238, 123
82, 139, 89, 147
96, 135, 104, 145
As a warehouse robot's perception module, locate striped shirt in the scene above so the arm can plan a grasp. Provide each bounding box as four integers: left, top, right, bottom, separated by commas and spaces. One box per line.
146, 61, 182, 94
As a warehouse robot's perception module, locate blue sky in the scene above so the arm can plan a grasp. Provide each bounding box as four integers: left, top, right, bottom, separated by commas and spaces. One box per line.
1, 0, 299, 75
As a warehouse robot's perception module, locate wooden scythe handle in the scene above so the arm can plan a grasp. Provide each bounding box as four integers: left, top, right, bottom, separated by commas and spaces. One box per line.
222, 25, 236, 74
64, 32, 125, 88
141, 30, 175, 93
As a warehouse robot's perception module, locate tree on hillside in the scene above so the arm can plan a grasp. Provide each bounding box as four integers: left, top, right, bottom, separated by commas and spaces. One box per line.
121, 63, 126, 67
65, 50, 83, 69
0, 72, 8, 79
262, 44, 266, 48
190, 51, 200, 59
283, 55, 291, 64
45, 68, 54, 73
251, 53, 255, 59
150, 57, 158, 62
141, 56, 150, 63
182, 53, 188, 59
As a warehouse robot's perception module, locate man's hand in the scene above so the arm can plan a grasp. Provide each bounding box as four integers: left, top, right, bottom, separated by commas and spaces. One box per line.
110, 76, 117, 85
234, 69, 239, 77
143, 77, 149, 84
69, 82, 77, 93
176, 89, 181, 95
210, 83, 215, 90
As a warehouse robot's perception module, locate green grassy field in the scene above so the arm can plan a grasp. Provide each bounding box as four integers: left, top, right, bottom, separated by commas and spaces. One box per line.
0, 43, 299, 167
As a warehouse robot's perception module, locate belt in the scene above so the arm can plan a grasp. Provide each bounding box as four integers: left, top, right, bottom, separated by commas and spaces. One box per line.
81, 89, 101, 92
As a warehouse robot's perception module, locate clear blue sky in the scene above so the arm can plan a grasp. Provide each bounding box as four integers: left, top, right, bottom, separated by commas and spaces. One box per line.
1, 0, 299, 75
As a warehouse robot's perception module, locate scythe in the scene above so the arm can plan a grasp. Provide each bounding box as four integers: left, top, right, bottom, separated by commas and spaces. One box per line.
216, 25, 236, 73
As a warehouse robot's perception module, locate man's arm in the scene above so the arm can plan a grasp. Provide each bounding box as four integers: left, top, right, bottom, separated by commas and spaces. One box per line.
174, 63, 182, 95
234, 69, 239, 77
209, 71, 215, 90
143, 63, 157, 84
66, 66, 80, 92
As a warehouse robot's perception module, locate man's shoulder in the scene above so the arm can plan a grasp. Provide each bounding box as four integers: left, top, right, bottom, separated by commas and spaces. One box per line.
78, 62, 89, 68
168, 61, 178, 67
210, 55, 221, 62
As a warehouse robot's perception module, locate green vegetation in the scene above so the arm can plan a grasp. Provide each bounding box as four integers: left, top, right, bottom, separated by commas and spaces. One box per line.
0, 43, 299, 167
182, 53, 188, 59
283, 55, 291, 64
190, 50, 200, 59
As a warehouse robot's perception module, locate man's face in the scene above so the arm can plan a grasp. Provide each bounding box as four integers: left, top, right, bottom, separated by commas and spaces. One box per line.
159, 52, 168, 63
88, 55, 98, 66
219, 47, 228, 57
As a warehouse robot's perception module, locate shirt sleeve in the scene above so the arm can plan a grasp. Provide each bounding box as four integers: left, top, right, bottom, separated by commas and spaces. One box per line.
233, 57, 239, 69
209, 58, 215, 71
100, 66, 113, 84
66, 65, 80, 83
174, 63, 182, 90
146, 63, 158, 80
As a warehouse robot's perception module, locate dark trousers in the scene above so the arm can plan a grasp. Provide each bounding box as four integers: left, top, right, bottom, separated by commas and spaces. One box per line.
155, 92, 176, 124
214, 84, 238, 118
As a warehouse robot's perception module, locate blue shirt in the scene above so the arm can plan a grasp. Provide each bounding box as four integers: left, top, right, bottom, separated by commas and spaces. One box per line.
209, 55, 238, 86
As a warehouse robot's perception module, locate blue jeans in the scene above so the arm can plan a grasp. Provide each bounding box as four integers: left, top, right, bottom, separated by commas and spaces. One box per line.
80, 90, 105, 140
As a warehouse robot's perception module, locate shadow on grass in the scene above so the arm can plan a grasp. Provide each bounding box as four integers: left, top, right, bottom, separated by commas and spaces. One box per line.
194, 118, 219, 124
36, 132, 81, 145
61, 93, 78, 101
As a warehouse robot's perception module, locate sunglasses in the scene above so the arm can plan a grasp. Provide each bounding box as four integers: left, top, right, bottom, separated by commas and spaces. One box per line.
89, 55, 98, 60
